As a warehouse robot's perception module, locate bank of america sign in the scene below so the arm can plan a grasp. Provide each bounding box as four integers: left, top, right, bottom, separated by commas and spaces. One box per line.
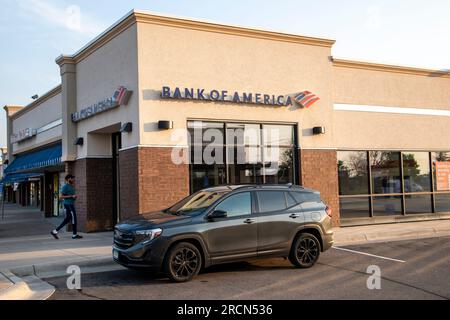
161, 86, 320, 109
71, 86, 133, 123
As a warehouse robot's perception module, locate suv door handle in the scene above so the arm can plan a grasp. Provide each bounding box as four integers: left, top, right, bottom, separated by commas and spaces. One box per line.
289, 214, 301, 219
244, 218, 256, 224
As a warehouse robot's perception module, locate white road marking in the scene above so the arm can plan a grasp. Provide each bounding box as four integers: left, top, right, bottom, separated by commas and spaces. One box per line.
333, 246, 406, 263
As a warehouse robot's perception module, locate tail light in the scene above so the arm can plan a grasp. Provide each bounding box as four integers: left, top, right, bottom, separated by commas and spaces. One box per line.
325, 206, 333, 218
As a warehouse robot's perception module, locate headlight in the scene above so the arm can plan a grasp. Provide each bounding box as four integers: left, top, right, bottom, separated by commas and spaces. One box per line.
134, 228, 163, 244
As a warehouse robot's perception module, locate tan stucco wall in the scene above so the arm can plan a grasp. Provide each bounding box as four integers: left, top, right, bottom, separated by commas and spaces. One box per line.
74, 24, 139, 159
136, 22, 334, 149
332, 65, 450, 150
12, 92, 62, 154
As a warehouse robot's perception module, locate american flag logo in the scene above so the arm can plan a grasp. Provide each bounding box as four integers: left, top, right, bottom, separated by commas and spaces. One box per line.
113, 86, 131, 105
294, 91, 320, 108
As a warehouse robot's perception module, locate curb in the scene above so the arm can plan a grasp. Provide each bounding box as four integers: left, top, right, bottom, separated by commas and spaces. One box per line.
11, 255, 121, 279
0, 270, 54, 300
0, 255, 123, 300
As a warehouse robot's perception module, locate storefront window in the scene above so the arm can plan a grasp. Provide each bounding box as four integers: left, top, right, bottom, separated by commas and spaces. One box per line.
339, 197, 370, 219
227, 147, 263, 185
262, 125, 294, 146
189, 121, 296, 193
404, 195, 432, 214
435, 193, 450, 212
338, 150, 446, 219
372, 196, 402, 216
337, 151, 369, 195
403, 152, 431, 193
370, 151, 401, 194
263, 147, 294, 184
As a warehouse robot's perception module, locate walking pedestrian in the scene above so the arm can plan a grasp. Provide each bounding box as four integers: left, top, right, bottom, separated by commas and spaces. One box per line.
51, 174, 83, 240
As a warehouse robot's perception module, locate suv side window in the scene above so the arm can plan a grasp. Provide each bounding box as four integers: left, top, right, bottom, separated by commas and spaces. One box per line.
290, 191, 321, 204
215, 192, 252, 218
285, 192, 297, 208
257, 191, 287, 213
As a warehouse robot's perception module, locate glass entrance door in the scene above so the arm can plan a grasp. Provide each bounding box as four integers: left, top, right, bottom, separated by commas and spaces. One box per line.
53, 174, 59, 216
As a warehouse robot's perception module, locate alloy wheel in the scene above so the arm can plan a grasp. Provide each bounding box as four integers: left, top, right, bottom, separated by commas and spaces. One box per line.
170, 247, 200, 280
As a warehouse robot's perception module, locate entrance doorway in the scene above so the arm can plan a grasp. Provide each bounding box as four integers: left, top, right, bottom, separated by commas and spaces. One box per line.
112, 132, 122, 224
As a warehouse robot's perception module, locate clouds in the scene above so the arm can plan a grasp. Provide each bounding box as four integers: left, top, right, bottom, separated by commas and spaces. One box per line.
17, 0, 106, 36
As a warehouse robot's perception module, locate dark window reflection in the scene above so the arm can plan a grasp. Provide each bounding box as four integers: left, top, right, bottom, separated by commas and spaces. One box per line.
435, 193, 450, 212
257, 191, 287, 212
263, 148, 294, 184
340, 197, 371, 219
404, 195, 432, 214
370, 152, 401, 194
403, 152, 431, 193
227, 147, 263, 185
372, 196, 402, 216
337, 151, 369, 195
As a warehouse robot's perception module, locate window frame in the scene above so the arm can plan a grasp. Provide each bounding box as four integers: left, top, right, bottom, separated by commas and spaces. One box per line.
338, 150, 450, 219
188, 120, 298, 193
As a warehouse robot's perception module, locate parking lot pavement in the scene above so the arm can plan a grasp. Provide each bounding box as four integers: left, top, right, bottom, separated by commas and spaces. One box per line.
46, 236, 450, 300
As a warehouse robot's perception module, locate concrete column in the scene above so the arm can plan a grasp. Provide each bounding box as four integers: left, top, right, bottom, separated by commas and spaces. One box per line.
56, 55, 77, 162
3, 105, 24, 163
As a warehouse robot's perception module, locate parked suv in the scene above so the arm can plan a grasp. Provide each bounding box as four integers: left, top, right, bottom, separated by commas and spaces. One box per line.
113, 185, 334, 282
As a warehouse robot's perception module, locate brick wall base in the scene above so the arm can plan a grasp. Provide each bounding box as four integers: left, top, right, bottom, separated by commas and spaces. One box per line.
300, 149, 340, 227
68, 158, 114, 233
119, 147, 190, 220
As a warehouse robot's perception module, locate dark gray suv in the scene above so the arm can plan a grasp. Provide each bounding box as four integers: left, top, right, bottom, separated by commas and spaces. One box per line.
113, 185, 334, 282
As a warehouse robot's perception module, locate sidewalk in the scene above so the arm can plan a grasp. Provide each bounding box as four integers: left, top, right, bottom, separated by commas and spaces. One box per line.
0, 204, 119, 300
333, 219, 450, 246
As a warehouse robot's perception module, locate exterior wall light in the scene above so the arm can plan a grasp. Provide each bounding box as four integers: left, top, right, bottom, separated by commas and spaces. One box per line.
74, 137, 84, 145
158, 121, 173, 130
120, 122, 133, 133
313, 127, 326, 135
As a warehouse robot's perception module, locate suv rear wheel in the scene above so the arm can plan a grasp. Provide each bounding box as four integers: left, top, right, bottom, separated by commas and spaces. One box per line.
289, 233, 321, 268
164, 242, 202, 282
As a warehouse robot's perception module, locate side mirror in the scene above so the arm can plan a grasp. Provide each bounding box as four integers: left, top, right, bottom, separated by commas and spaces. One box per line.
208, 210, 227, 220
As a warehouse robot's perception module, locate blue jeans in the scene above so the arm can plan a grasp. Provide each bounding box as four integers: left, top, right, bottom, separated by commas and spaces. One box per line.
56, 204, 77, 235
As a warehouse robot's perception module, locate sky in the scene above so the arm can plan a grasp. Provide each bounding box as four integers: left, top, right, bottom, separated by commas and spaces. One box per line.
1, 0, 450, 147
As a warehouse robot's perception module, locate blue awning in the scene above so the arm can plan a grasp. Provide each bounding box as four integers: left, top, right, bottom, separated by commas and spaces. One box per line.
4, 143, 62, 175
1, 172, 44, 185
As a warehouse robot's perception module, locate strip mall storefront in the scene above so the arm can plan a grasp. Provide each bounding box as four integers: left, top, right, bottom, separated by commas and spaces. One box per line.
3, 87, 65, 217
3, 10, 450, 231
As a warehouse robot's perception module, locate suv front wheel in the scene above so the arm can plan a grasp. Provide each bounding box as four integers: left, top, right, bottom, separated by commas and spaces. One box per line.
164, 242, 202, 282
289, 233, 321, 268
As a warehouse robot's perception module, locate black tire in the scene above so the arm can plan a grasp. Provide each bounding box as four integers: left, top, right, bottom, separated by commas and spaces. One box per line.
289, 233, 321, 268
164, 242, 202, 282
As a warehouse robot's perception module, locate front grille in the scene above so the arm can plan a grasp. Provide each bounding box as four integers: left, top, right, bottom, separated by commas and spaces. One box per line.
114, 229, 134, 249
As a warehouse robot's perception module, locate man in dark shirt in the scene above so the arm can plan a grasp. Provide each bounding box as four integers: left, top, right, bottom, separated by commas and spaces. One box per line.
51, 174, 83, 240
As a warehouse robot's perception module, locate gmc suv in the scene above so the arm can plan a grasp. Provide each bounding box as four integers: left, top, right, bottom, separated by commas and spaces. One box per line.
113, 185, 334, 282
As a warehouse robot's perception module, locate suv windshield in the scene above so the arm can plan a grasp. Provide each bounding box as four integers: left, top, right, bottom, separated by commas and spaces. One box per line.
166, 190, 228, 215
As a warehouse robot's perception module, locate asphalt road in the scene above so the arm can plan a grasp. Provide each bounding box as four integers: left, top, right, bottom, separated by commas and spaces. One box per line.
47, 236, 450, 300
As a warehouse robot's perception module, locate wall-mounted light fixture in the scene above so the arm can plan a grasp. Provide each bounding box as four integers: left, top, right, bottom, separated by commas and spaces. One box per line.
74, 137, 84, 146
158, 120, 173, 130
313, 126, 326, 135
120, 122, 133, 133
